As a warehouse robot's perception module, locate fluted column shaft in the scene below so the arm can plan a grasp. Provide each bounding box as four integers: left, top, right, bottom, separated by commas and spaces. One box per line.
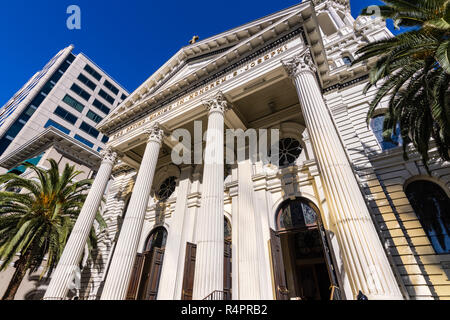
44, 149, 117, 300
237, 160, 261, 299
101, 125, 164, 300
283, 50, 403, 300
192, 92, 228, 300
328, 5, 346, 28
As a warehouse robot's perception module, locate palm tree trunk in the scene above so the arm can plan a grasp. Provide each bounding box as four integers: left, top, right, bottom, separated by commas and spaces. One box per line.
2, 251, 31, 300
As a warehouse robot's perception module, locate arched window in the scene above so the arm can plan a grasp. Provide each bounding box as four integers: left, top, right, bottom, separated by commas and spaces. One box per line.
405, 180, 450, 254
278, 138, 303, 166
156, 176, 176, 201
342, 56, 352, 66
277, 198, 319, 231
370, 114, 403, 150
144, 226, 168, 252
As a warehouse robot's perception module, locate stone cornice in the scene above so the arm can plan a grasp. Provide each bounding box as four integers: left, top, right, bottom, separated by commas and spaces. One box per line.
322, 74, 369, 93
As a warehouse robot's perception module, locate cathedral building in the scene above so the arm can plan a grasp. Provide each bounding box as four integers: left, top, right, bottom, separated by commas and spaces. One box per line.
42, 1, 450, 300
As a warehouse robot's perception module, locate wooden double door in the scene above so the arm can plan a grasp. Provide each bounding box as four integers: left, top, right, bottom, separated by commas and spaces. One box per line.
181, 240, 232, 300
126, 248, 165, 300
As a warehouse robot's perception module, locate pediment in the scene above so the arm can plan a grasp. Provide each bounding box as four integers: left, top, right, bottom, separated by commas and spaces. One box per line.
157, 53, 227, 93
99, 2, 328, 135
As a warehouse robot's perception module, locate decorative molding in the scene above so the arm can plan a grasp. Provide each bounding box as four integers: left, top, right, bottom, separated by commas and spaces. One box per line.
282, 48, 317, 78
322, 75, 369, 93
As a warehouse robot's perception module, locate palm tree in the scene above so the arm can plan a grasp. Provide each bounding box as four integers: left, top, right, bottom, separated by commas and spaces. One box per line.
0, 159, 105, 300
353, 0, 450, 168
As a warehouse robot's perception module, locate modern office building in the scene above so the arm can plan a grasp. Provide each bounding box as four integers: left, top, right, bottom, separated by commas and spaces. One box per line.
10, 1, 450, 300
0, 45, 129, 173
0, 46, 128, 299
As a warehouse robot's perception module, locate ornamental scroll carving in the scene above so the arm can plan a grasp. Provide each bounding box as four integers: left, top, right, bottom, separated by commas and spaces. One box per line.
100, 148, 119, 165
144, 123, 166, 144
282, 48, 317, 78
203, 91, 232, 115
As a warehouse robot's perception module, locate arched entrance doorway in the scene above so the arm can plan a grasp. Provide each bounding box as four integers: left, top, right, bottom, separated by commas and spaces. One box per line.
270, 198, 341, 300
126, 226, 167, 300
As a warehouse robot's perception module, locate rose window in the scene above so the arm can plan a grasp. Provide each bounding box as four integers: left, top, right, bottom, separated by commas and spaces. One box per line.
278, 138, 302, 166
156, 176, 176, 201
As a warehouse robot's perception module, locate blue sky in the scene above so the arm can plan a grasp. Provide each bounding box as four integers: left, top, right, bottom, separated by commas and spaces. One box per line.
0, 0, 393, 105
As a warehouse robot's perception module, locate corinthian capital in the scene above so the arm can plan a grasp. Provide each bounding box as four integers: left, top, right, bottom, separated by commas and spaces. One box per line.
282, 48, 317, 78
100, 148, 119, 165
144, 123, 165, 144
203, 91, 231, 115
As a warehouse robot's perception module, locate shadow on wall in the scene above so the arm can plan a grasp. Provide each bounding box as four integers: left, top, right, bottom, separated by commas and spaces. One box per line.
22, 275, 51, 300
357, 139, 438, 299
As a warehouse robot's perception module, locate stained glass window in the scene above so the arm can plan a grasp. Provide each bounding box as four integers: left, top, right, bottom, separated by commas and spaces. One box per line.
144, 227, 168, 252
277, 198, 319, 230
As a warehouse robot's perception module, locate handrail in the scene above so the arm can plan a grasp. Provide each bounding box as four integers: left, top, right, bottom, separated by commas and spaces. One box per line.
203, 290, 225, 300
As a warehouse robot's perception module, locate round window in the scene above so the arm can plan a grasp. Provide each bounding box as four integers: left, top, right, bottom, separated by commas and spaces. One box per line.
156, 176, 177, 201
278, 138, 303, 166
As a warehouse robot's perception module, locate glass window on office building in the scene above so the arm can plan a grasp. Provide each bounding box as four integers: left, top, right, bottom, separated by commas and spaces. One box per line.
62, 94, 85, 113
54, 106, 77, 125
86, 110, 103, 124
80, 121, 100, 139
92, 99, 111, 114
44, 119, 71, 135
98, 89, 115, 105
84, 64, 102, 81
70, 84, 91, 101
74, 134, 94, 148
104, 80, 119, 95
77, 74, 97, 91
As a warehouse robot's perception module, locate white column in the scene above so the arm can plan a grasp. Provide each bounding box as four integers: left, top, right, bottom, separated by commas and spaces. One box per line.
327, 5, 346, 28
228, 182, 239, 300
44, 148, 118, 300
236, 160, 261, 299
101, 124, 164, 300
158, 165, 192, 300
283, 49, 403, 300
252, 175, 274, 300
192, 92, 228, 300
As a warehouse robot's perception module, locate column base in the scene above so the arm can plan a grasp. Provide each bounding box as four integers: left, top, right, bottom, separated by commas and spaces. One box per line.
362, 293, 404, 300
